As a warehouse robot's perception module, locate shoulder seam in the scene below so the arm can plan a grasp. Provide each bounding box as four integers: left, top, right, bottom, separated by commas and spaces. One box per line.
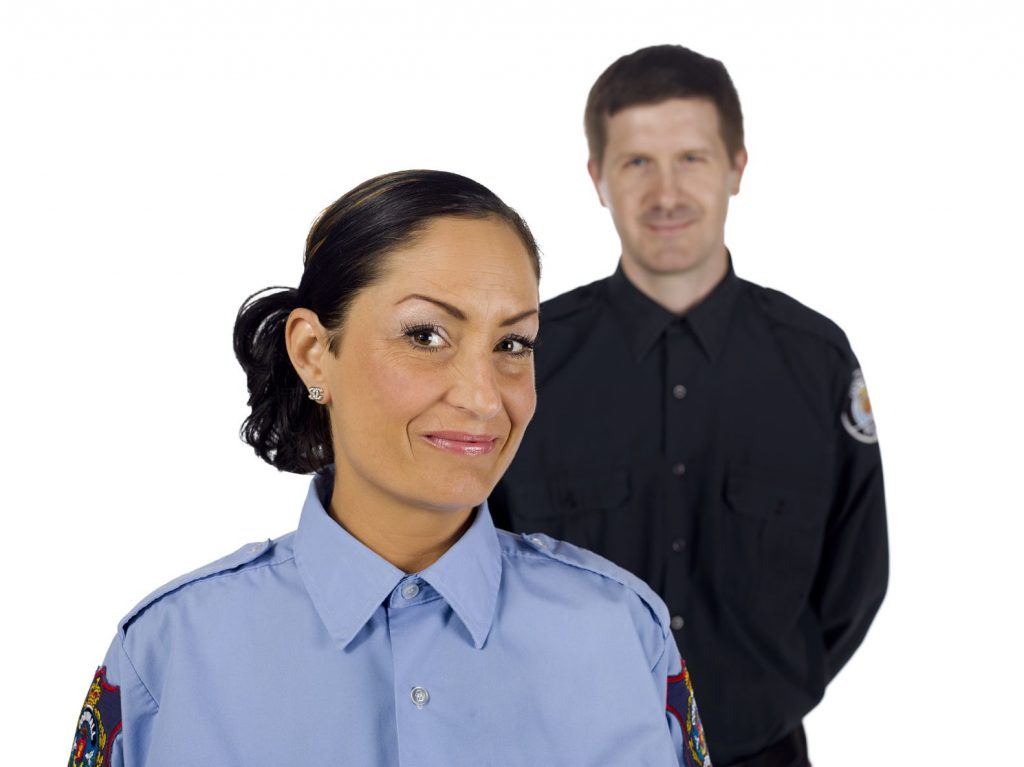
122, 554, 296, 635
117, 633, 160, 712
746, 282, 851, 353
502, 538, 670, 638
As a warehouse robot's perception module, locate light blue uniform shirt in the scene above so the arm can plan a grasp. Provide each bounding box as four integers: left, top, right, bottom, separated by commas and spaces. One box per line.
71, 471, 710, 766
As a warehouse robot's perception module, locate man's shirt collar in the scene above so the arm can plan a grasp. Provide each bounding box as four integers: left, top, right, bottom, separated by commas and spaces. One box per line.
295, 469, 502, 651
606, 256, 742, 362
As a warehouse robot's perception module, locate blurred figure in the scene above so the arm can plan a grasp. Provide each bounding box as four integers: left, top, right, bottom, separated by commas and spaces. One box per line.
491, 45, 888, 767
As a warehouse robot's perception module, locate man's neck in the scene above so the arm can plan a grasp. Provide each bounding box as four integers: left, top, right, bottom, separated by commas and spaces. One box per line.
619, 249, 729, 315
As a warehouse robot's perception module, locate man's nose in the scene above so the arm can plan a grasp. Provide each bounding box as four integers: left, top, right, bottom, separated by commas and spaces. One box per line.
653, 167, 684, 209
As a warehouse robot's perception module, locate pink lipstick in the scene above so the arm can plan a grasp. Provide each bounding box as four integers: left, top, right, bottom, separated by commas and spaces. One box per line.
422, 432, 499, 456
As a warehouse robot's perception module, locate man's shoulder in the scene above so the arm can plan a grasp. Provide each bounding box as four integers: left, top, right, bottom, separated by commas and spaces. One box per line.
539, 275, 610, 324
741, 277, 854, 357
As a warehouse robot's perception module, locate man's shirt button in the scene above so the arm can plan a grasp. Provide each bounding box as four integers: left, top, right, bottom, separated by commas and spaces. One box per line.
670, 616, 685, 631
672, 384, 688, 399
671, 463, 687, 476
410, 686, 430, 708
671, 538, 687, 553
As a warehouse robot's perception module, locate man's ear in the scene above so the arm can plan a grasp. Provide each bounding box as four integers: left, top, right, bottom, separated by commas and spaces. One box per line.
730, 147, 749, 195
285, 308, 332, 404
587, 159, 608, 207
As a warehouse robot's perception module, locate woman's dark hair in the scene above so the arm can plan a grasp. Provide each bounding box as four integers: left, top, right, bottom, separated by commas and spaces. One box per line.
233, 169, 541, 474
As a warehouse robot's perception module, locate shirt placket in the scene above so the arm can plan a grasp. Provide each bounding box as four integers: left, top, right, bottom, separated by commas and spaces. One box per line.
388, 575, 447, 767
663, 320, 697, 637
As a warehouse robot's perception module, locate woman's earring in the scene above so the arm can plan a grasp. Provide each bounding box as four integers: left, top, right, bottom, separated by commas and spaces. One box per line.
307, 386, 324, 402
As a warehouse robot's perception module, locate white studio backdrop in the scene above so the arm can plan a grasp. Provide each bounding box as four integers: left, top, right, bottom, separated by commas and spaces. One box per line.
1, 0, 1021, 763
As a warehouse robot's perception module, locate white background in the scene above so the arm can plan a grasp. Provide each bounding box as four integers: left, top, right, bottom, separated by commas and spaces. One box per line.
2, 0, 1021, 763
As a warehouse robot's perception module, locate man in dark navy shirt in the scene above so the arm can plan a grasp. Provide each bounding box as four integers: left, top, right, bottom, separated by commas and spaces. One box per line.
490, 45, 888, 767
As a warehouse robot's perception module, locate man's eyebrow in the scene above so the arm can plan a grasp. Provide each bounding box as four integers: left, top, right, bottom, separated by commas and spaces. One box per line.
395, 294, 538, 326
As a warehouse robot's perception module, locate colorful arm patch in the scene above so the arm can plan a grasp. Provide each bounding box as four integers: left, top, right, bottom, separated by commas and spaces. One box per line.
69, 666, 122, 767
667, 661, 711, 767
841, 368, 878, 444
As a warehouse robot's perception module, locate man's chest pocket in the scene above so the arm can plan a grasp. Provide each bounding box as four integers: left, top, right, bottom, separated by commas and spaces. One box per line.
504, 469, 633, 554
721, 470, 829, 622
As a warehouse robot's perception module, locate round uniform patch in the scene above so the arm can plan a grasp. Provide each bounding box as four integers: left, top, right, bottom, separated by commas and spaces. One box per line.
841, 368, 877, 444
69, 667, 122, 767
667, 663, 711, 767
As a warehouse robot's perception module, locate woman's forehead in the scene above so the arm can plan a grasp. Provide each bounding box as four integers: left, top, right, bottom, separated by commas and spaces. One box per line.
373, 217, 539, 310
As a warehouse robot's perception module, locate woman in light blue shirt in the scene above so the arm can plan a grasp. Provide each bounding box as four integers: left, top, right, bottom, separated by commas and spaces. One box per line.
69, 170, 711, 767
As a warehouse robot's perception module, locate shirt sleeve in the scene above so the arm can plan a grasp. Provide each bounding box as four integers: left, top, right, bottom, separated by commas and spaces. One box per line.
68, 635, 159, 767
659, 635, 712, 767
812, 360, 889, 682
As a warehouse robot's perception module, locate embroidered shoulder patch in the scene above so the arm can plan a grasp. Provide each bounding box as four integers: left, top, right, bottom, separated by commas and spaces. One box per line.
69, 666, 122, 767
841, 368, 878, 444
667, 661, 711, 767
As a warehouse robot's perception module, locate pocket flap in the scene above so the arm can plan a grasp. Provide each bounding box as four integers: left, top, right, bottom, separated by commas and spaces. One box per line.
512, 470, 631, 520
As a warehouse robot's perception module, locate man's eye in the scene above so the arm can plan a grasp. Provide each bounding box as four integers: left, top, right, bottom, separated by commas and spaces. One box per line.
626, 157, 648, 168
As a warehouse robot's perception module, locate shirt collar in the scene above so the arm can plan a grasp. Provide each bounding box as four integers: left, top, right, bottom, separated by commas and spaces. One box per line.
606, 255, 742, 362
294, 469, 502, 651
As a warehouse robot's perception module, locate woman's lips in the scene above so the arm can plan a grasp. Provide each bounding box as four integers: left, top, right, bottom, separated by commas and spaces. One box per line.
422, 432, 499, 456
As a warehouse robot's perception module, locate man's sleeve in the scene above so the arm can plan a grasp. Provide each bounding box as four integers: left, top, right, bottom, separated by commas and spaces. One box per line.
67, 635, 158, 766
812, 361, 889, 681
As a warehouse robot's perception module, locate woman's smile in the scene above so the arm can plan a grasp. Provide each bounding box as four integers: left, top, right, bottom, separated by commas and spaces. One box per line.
421, 431, 500, 456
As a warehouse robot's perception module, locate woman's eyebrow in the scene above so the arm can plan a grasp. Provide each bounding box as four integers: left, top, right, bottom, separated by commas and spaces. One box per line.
396, 294, 466, 320
396, 294, 538, 326
500, 309, 538, 327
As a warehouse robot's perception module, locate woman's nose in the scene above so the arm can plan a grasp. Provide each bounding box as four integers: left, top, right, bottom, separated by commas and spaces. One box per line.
446, 352, 502, 420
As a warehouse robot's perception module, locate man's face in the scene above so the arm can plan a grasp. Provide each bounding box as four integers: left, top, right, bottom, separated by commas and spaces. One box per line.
589, 98, 746, 282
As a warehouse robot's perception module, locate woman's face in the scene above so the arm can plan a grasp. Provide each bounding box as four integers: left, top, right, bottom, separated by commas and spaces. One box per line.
322, 215, 539, 514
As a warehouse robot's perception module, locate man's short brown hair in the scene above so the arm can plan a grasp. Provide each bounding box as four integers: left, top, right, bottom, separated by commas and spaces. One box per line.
585, 45, 745, 167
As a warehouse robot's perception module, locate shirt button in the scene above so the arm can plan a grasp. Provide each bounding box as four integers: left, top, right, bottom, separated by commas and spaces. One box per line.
671, 538, 686, 553
672, 384, 687, 399
401, 582, 420, 600
530, 536, 546, 548
671, 462, 686, 476
248, 543, 263, 554
410, 686, 430, 708
670, 616, 685, 631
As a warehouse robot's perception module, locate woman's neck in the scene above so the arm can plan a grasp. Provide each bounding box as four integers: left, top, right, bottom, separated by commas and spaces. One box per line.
328, 467, 475, 574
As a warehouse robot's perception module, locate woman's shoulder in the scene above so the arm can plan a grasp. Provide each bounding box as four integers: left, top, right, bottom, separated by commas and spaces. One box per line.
117, 533, 297, 640
495, 529, 671, 635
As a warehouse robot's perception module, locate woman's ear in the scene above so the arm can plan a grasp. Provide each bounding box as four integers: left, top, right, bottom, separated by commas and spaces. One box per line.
285, 308, 332, 404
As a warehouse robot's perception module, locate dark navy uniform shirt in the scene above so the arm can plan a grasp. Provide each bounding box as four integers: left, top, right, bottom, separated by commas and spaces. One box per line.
490, 261, 889, 764
69, 469, 712, 766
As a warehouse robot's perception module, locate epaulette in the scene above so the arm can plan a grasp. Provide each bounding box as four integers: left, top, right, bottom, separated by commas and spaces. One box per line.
748, 282, 853, 357
119, 539, 273, 636
519, 532, 670, 634
539, 277, 607, 323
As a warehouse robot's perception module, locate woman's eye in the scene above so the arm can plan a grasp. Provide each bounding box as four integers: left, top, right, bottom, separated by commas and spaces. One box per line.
403, 325, 446, 350
496, 335, 535, 357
